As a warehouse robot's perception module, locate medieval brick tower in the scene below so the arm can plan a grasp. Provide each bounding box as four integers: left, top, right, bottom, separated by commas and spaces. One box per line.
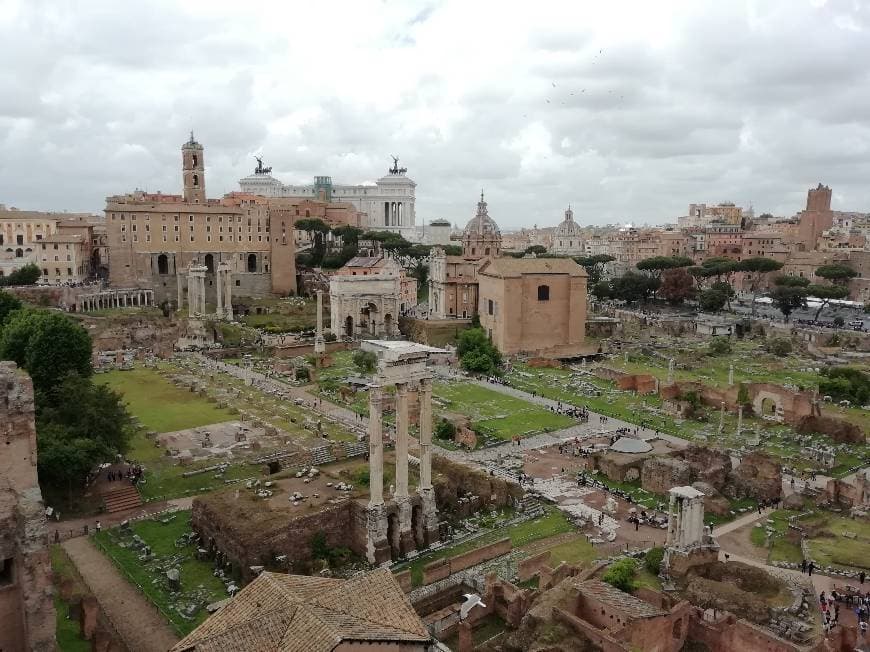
182, 132, 206, 204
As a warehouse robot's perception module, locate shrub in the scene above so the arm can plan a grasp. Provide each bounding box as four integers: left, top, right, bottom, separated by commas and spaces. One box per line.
765, 338, 792, 357
324, 332, 337, 342
352, 349, 377, 374
833, 316, 845, 328
707, 338, 731, 356
602, 557, 637, 593
434, 419, 456, 440
295, 367, 310, 381
644, 547, 665, 576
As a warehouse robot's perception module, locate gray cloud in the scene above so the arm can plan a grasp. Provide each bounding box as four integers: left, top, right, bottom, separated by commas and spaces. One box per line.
1, 0, 869, 228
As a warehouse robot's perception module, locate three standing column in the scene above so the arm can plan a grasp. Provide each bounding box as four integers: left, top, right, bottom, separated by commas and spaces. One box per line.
418, 378, 432, 492
394, 383, 409, 500
368, 388, 384, 507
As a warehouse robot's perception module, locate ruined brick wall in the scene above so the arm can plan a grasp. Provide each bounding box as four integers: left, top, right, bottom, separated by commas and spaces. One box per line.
0, 362, 56, 652
797, 415, 864, 444
727, 452, 782, 501
432, 454, 522, 516
686, 613, 809, 652
191, 496, 366, 582
642, 457, 694, 495
421, 538, 511, 585
517, 550, 551, 582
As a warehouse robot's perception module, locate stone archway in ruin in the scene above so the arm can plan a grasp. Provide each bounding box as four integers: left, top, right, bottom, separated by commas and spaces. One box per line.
387, 512, 400, 561
412, 503, 424, 549
345, 315, 354, 338
753, 390, 783, 421
363, 302, 378, 335
384, 313, 393, 336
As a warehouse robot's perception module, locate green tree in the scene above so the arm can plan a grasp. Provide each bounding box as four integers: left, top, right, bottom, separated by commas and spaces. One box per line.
591, 280, 611, 301
574, 254, 615, 285
0, 263, 41, 287
410, 259, 429, 292
738, 257, 784, 316
352, 350, 378, 374
774, 274, 810, 288
0, 289, 22, 325
610, 272, 660, 304
815, 264, 857, 286
636, 256, 694, 278
602, 558, 637, 592
765, 338, 792, 357
819, 367, 869, 404
524, 245, 548, 256
457, 327, 502, 375
0, 310, 92, 393
707, 338, 731, 356
698, 287, 728, 312
296, 218, 330, 265
769, 283, 807, 322
658, 267, 695, 305
806, 284, 849, 323
434, 419, 456, 440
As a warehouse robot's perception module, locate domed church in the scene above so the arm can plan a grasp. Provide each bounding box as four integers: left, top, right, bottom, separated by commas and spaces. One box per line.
550, 205, 585, 255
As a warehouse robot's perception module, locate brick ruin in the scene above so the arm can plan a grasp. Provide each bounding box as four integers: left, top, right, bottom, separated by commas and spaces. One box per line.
190, 454, 519, 584
0, 362, 56, 652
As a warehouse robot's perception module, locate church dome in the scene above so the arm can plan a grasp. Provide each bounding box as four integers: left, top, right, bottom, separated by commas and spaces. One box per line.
463, 191, 500, 237
555, 206, 582, 237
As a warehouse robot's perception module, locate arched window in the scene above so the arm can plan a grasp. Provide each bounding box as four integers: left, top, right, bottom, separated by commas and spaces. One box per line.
247, 253, 257, 273
537, 285, 550, 301
193, 174, 199, 187
15, 248, 23, 258
204, 253, 214, 273
157, 254, 169, 275
192, 154, 198, 167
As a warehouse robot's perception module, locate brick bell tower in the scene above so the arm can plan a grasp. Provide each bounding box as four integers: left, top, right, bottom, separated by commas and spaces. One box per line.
182, 131, 205, 203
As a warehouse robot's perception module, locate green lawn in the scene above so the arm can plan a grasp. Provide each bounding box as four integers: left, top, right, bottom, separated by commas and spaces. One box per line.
55, 597, 90, 652
545, 537, 600, 567
396, 506, 574, 587
803, 513, 870, 570
239, 296, 321, 333
96, 368, 234, 433
749, 510, 807, 565
433, 382, 574, 440
92, 511, 228, 636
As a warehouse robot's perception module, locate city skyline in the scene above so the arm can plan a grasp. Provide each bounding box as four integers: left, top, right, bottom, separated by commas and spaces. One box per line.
1, 0, 870, 227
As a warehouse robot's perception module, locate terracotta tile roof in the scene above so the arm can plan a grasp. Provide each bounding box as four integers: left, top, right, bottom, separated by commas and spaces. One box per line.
171, 569, 430, 652
343, 256, 384, 268
479, 257, 587, 278
576, 579, 667, 619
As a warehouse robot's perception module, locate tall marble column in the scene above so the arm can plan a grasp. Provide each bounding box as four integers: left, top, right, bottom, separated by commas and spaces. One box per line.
188, 267, 197, 317
223, 265, 233, 320
418, 378, 432, 492
394, 383, 409, 500
215, 264, 224, 318
314, 289, 325, 354
368, 388, 384, 507
177, 273, 184, 309
199, 272, 206, 314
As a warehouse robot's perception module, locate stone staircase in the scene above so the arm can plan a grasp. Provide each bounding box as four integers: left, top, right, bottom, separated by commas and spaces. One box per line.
520, 495, 545, 519
102, 485, 143, 514
343, 441, 368, 458
309, 445, 337, 466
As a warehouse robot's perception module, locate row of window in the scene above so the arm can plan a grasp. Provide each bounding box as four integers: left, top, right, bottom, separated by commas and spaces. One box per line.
123, 233, 268, 244
41, 268, 76, 277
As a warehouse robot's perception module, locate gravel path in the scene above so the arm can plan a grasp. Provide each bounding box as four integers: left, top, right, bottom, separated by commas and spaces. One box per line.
62, 537, 180, 652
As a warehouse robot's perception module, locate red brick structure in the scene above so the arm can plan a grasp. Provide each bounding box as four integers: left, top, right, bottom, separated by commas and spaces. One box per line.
0, 363, 56, 652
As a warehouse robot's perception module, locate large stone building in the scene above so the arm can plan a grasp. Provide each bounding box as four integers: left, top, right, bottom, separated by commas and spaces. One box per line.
428, 192, 500, 320
477, 257, 588, 358
238, 157, 417, 236
0, 362, 55, 652
329, 257, 408, 338
0, 206, 99, 284
105, 134, 296, 304
550, 206, 585, 255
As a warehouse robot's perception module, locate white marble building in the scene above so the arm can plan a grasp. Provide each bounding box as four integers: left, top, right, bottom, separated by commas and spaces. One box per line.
329, 258, 404, 338
238, 158, 416, 235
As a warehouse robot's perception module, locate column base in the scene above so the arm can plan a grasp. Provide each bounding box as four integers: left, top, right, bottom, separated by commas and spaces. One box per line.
396, 497, 416, 557
418, 488, 440, 547
365, 505, 391, 565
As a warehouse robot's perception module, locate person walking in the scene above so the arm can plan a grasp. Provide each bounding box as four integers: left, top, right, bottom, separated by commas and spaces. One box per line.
808, 561, 815, 576
801, 559, 807, 574
861, 571, 866, 585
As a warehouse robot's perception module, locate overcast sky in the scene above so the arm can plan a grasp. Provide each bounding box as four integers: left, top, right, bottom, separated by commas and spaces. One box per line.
2, 0, 869, 229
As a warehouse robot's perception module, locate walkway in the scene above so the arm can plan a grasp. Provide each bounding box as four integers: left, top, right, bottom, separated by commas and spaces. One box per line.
54, 496, 194, 542
62, 537, 180, 652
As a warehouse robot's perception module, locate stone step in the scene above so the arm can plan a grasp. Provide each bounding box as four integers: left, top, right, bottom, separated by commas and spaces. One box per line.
343, 442, 368, 458
102, 486, 143, 513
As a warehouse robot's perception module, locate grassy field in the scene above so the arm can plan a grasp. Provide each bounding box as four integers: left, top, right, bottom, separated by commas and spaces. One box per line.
51, 545, 93, 652
96, 368, 234, 433
396, 506, 575, 587
432, 382, 574, 440
93, 511, 228, 636
545, 536, 600, 567
802, 512, 870, 570
239, 296, 321, 333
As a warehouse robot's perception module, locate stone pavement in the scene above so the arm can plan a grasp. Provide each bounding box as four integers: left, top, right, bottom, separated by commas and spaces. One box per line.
62, 537, 180, 652
54, 496, 194, 542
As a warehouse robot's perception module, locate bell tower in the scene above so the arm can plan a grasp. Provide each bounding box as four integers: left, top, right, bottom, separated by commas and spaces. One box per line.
182, 132, 205, 203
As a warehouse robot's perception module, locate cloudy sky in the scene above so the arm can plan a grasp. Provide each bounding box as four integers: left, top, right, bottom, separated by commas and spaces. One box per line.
2, 0, 869, 229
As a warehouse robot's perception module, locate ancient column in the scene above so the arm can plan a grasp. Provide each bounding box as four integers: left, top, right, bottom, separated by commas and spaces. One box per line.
199, 271, 207, 314
215, 263, 224, 318
667, 358, 675, 384
368, 388, 384, 507
394, 383, 409, 500
223, 265, 233, 320
728, 364, 734, 386
314, 289, 325, 354
177, 274, 184, 309
717, 402, 725, 434
188, 267, 197, 317
418, 378, 433, 492
736, 405, 743, 437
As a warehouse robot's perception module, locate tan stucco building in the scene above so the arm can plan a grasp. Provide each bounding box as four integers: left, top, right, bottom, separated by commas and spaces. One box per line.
105, 134, 296, 305
477, 256, 588, 358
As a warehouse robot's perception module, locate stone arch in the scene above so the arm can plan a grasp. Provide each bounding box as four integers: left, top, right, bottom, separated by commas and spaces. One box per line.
411, 503, 424, 550
384, 313, 393, 335
192, 173, 199, 187
345, 315, 354, 337
753, 390, 782, 420
204, 253, 214, 273
247, 253, 257, 273
157, 254, 169, 275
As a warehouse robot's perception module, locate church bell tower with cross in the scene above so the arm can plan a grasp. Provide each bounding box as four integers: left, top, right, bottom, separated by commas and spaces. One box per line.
182, 132, 206, 204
